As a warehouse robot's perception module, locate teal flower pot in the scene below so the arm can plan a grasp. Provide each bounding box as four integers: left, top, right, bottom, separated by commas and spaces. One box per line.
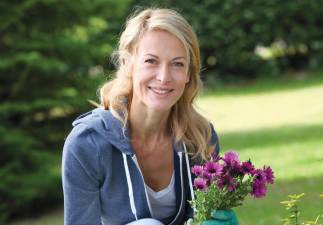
202, 209, 239, 225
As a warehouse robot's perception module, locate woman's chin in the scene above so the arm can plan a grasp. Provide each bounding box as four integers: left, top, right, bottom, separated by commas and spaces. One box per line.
147, 102, 174, 113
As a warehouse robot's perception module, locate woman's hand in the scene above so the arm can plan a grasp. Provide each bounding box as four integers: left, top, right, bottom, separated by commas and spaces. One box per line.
202, 210, 238, 225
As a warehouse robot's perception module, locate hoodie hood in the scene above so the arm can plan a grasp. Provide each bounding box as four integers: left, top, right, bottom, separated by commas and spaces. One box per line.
72, 107, 186, 155
72, 108, 134, 155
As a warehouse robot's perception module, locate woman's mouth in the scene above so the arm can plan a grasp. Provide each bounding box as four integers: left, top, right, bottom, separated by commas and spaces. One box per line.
148, 86, 174, 95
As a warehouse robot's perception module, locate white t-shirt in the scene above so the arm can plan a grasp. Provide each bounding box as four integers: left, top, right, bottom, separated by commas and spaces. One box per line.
145, 171, 176, 220
132, 156, 176, 221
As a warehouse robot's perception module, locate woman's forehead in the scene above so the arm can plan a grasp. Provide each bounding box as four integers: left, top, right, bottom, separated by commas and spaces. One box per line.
135, 29, 187, 58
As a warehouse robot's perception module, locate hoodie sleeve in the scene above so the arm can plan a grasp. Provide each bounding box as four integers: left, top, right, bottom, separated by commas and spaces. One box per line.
210, 122, 220, 155
62, 124, 102, 225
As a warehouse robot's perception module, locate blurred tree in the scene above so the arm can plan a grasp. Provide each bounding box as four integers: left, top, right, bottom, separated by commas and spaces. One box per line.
0, 0, 130, 222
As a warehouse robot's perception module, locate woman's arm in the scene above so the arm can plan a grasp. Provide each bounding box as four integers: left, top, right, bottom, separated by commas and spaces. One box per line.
62, 124, 102, 225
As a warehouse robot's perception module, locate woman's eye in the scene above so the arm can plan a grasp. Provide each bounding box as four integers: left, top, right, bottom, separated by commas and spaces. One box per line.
144, 58, 157, 64
173, 62, 184, 67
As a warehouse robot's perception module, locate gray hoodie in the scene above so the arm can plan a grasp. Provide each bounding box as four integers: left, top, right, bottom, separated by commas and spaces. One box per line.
62, 108, 219, 225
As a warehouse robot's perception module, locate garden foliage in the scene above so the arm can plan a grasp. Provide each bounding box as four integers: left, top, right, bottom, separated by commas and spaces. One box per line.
281, 193, 323, 225
0, 0, 130, 222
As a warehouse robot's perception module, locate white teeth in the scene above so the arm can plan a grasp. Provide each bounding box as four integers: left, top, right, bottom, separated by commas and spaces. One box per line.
149, 87, 172, 95
154, 89, 170, 94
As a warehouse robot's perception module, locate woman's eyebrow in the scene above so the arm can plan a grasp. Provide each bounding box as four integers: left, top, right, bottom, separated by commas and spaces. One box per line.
144, 54, 186, 61
144, 53, 158, 58
172, 57, 186, 61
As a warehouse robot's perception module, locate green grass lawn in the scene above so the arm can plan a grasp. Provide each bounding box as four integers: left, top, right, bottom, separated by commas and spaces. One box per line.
9, 71, 323, 225
197, 71, 323, 225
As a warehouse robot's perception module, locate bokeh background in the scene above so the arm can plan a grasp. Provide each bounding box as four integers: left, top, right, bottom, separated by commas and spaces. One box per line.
1, 1, 322, 224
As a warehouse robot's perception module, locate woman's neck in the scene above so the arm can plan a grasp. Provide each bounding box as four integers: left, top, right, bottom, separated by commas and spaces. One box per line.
129, 103, 171, 146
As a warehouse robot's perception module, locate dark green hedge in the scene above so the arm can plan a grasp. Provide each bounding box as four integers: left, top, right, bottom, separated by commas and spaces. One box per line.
133, 0, 323, 82
0, 0, 130, 222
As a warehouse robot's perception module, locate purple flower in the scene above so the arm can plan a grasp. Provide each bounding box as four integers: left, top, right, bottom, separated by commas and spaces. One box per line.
205, 162, 223, 177
251, 169, 268, 198
194, 177, 207, 191
221, 155, 241, 177
241, 160, 255, 175
251, 179, 267, 198
191, 165, 204, 176
210, 152, 220, 162
263, 166, 274, 184
253, 169, 267, 183
222, 151, 241, 175
217, 174, 236, 192
202, 171, 213, 185
223, 151, 240, 166
230, 162, 243, 177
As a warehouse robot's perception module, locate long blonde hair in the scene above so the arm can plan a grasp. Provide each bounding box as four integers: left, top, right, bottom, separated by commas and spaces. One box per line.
99, 8, 214, 160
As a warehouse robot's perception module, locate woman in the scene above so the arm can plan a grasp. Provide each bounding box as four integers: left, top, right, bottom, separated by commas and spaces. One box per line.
62, 8, 234, 225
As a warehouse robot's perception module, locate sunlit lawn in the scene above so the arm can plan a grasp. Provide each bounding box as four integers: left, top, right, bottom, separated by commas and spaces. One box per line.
10, 71, 323, 225
197, 72, 323, 225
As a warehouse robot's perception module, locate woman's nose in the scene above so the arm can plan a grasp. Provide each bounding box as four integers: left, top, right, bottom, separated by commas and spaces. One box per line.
156, 64, 171, 84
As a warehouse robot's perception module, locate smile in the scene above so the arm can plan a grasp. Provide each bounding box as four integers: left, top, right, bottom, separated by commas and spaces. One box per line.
148, 86, 174, 95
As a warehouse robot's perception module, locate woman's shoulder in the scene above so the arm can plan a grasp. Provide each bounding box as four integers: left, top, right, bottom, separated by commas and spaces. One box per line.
63, 109, 111, 157
66, 108, 121, 141
64, 108, 132, 158
71, 108, 116, 132
63, 122, 101, 161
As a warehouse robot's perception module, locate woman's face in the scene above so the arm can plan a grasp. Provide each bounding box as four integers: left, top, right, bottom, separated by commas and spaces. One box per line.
131, 29, 189, 113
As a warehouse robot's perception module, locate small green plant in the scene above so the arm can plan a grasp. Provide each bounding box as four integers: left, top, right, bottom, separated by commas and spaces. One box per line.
281, 193, 323, 225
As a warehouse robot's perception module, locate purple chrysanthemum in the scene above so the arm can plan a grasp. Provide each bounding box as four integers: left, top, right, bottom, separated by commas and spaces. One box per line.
223, 151, 240, 166
263, 166, 274, 184
191, 165, 204, 176
223, 151, 241, 176
194, 177, 207, 191
253, 169, 267, 183
205, 162, 223, 177
210, 152, 220, 162
191, 150, 275, 206
202, 171, 213, 185
229, 162, 243, 177
251, 169, 267, 198
217, 174, 235, 192
241, 160, 255, 175
251, 179, 267, 198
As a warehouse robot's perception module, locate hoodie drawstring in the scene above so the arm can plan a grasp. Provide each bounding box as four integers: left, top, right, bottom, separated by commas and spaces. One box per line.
183, 142, 195, 202
122, 153, 138, 220
123, 143, 195, 221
